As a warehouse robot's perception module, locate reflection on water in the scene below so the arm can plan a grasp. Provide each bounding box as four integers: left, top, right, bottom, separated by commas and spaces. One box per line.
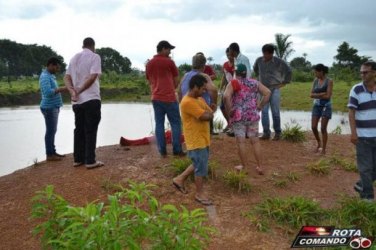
0, 103, 349, 176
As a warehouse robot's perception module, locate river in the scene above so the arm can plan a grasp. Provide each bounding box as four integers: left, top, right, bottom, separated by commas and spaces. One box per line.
0, 103, 350, 176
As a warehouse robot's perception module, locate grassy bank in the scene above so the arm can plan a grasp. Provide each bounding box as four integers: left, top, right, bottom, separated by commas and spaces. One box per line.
0, 78, 354, 111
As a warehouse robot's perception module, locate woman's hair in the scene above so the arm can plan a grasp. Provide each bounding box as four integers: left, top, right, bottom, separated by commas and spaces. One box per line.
313, 63, 329, 74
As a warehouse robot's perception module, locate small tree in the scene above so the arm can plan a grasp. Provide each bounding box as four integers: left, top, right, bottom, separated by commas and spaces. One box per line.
274, 33, 294, 61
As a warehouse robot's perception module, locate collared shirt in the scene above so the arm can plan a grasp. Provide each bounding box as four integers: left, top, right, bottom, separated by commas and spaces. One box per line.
39, 69, 63, 109
253, 56, 292, 89
66, 48, 102, 104
234, 53, 252, 78
146, 54, 179, 102
348, 82, 376, 137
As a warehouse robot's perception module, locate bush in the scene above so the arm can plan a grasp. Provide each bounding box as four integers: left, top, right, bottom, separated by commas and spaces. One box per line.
31, 182, 214, 249
306, 159, 331, 175
281, 123, 306, 142
170, 158, 192, 175
223, 170, 251, 193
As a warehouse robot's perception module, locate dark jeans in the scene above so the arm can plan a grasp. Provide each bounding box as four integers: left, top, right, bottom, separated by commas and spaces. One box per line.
41, 107, 60, 156
73, 99, 101, 164
356, 137, 376, 199
152, 100, 182, 155
261, 88, 281, 135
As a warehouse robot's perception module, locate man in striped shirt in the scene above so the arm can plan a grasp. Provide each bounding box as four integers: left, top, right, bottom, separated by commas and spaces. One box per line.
348, 61, 376, 201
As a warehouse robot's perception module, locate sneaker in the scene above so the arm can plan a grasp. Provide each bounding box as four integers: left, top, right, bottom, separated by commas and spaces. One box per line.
86, 161, 104, 169
354, 182, 363, 193
259, 134, 271, 140
55, 153, 65, 157
272, 133, 281, 141
47, 155, 62, 161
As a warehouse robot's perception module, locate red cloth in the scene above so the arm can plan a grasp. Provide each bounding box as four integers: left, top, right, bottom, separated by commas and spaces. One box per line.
223, 61, 235, 75
203, 65, 215, 77
120, 130, 185, 146
231, 79, 241, 92
145, 54, 179, 102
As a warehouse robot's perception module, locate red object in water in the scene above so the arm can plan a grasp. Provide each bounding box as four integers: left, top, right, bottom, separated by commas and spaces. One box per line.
120, 130, 185, 146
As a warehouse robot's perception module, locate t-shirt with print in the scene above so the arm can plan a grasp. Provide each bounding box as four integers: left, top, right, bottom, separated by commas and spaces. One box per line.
180, 95, 211, 150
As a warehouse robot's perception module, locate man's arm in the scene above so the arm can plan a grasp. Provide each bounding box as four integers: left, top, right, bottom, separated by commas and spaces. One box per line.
257, 82, 271, 111
348, 109, 357, 145
199, 110, 214, 121
77, 74, 99, 94
202, 73, 218, 112
64, 74, 78, 101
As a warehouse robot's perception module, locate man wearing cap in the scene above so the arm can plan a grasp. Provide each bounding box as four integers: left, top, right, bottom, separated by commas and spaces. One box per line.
146, 40, 185, 157
253, 44, 292, 141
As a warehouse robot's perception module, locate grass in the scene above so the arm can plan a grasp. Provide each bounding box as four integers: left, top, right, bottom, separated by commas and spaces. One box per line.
268, 171, 300, 188
328, 154, 357, 172
281, 123, 306, 142
1, 78, 354, 111
223, 170, 251, 193
306, 159, 331, 175
170, 158, 192, 175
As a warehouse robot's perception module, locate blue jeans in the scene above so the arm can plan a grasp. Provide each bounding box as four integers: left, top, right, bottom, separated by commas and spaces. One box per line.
41, 107, 60, 156
152, 100, 182, 155
261, 88, 281, 135
188, 147, 209, 177
356, 137, 376, 199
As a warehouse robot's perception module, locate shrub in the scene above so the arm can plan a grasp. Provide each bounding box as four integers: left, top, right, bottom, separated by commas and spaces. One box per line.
328, 155, 357, 172
223, 170, 251, 193
331, 125, 342, 135
208, 161, 219, 180
281, 123, 306, 142
31, 182, 214, 249
170, 158, 192, 175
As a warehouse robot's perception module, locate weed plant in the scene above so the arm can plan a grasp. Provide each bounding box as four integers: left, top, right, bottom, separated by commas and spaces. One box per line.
328, 155, 357, 172
170, 158, 192, 175
31, 182, 214, 249
331, 125, 342, 135
208, 161, 219, 180
223, 170, 251, 193
281, 123, 306, 142
306, 159, 331, 175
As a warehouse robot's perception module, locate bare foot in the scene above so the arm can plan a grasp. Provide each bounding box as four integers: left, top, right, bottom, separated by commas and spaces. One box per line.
255, 166, 264, 175
315, 147, 323, 153
321, 149, 326, 155
234, 165, 244, 171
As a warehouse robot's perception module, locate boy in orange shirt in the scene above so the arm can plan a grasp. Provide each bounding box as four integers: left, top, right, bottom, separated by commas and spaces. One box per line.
172, 74, 214, 205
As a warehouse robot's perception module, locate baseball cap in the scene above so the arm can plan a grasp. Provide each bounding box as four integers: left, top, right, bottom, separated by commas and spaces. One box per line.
236, 63, 247, 74
157, 40, 175, 50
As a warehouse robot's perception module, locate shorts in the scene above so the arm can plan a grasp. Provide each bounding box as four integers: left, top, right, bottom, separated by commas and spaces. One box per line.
232, 121, 259, 138
312, 104, 332, 119
187, 147, 209, 177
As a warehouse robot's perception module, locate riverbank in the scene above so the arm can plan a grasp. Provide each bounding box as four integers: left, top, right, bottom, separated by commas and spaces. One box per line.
0, 133, 361, 249
0, 79, 354, 111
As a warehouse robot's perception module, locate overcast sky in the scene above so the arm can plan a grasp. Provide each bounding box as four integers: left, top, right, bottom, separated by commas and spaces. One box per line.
0, 0, 375, 70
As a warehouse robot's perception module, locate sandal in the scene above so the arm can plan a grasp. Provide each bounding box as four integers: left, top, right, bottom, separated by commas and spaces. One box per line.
173, 181, 188, 194
195, 197, 213, 206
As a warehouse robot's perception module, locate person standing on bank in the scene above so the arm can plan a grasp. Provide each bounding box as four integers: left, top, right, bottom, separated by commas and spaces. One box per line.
173, 74, 214, 205
146, 40, 185, 157
310, 64, 333, 155
253, 44, 292, 141
39, 57, 67, 161
64, 37, 104, 169
348, 61, 376, 202
228, 42, 252, 78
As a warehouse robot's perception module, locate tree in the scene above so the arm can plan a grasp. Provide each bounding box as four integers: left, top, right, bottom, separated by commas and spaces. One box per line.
290, 55, 312, 72
274, 33, 294, 60
178, 63, 191, 74
96, 47, 132, 74
333, 41, 370, 70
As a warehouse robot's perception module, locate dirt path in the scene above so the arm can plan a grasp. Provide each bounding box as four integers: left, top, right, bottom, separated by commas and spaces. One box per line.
0, 133, 359, 249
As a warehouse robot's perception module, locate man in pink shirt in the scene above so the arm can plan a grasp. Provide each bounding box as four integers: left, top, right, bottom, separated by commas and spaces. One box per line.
64, 37, 104, 169
146, 40, 185, 157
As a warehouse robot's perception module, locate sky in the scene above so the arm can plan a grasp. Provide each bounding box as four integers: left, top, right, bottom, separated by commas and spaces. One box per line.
0, 0, 375, 70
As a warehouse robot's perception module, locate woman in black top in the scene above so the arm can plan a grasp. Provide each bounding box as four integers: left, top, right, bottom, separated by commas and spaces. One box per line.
310, 64, 333, 155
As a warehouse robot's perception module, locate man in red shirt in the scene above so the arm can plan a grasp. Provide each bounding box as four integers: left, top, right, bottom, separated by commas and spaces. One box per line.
146, 40, 185, 157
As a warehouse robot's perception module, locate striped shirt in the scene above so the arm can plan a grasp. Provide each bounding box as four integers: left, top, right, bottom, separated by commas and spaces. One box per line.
348, 82, 376, 137
39, 69, 63, 109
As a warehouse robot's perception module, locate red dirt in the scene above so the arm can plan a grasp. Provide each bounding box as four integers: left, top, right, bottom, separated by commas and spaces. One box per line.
0, 133, 359, 250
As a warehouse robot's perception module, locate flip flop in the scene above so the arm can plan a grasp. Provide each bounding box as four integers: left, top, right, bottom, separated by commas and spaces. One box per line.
172, 181, 187, 194
195, 197, 213, 206
255, 166, 264, 175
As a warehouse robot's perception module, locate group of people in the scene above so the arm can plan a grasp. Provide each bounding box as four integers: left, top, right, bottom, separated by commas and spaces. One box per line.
39, 37, 376, 205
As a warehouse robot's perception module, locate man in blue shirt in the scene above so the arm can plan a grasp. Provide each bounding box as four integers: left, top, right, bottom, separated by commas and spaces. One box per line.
348, 61, 376, 201
39, 57, 67, 161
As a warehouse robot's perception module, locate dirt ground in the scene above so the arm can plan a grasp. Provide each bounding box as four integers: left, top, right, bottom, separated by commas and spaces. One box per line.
0, 133, 359, 250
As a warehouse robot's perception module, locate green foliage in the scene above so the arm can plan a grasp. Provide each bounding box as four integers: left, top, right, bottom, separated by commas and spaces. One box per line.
286, 171, 300, 183
291, 69, 313, 82
223, 170, 251, 193
208, 161, 219, 180
31, 182, 214, 249
281, 123, 306, 142
274, 33, 294, 61
213, 118, 224, 133
328, 155, 357, 172
178, 63, 192, 74
331, 125, 342, 135
306, 159, 331, 175
290, 55, 312, 72
170, 158, 192, 175
248, 196, 325, 229
330, 196, 376, 236
96, 47, 132, 74
333, 41, 370, 71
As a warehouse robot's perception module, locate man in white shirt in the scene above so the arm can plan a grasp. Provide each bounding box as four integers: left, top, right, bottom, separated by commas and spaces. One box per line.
228, 42, 252, 78
64, 37, 104, 169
